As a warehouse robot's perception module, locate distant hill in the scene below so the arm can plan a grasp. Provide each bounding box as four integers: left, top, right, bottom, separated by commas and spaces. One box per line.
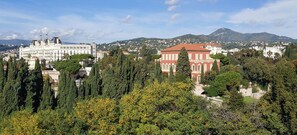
208, 28, 295, 42
0, 39, 30, 46
99, 28, 296, 50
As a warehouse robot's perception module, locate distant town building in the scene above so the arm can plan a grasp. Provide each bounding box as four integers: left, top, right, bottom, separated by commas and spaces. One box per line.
263, 46, 285, 59
160, 44, 219, 83
19, 37, 97, 63
96, 50, 110, 60
204, 43, 225, 55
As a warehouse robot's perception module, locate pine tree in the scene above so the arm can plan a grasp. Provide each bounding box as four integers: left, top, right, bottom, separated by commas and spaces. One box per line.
39, 76, 54, 110
176, 47, 191, 82
0, 58, 4, 92
154, 62, 162, 83
200, 65, 204, 84
169, 65, 174, 83
211, 60, 219, 74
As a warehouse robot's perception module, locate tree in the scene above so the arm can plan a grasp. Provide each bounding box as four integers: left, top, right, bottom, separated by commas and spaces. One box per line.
53, 60, 82, 74
259, 59, 297, 134
200, 65, 204, 84
211, 60, 219, 74
0, 58, 4, 92
39, 76, 54, 110
169, 66, 174, 83
154, 62, 162, 83
206, 71, 242, 96
243, 57, 272, 87
119, 82, 208, 134
228, 89, 244, 110
85, 62, 102, 98
66, 77, 77, 112
74, 98, 118, 134
176, 47, 191, 82
29, 59, 43, 112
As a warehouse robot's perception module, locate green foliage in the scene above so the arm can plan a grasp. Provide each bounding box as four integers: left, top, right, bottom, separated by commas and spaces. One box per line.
84, 62, 102, 99
210, 53, 230, 66
206, 71, 242, 96
200, 65, 204, 84
53, 60, 81, 74
119, 82, 208, 134
39, 76, 54, 110
74, 98, 118, 134
243, 57, 272, 86
211, 60, 219, 74
70, 54, 94, 60
284, 43, 297, 60
228, 89, 244, 110
0, 59, 4, 92
154, 62, 162, 83
176, 47, 191, 82
169, 65, 174, 83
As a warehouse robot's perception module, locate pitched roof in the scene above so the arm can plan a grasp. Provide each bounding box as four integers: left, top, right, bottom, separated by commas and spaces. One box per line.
162, 44, 211, 52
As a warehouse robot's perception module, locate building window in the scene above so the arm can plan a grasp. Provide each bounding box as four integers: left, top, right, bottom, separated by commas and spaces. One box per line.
195, 54, 198, 60
198, 64, 201, 72
192, 64, 195, 71
175, 54, 178, 60
189, 54, 192, 60
200, 54, 203, 60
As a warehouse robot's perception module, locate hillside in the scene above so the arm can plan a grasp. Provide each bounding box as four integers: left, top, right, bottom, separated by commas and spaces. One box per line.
99, 28, 296, 50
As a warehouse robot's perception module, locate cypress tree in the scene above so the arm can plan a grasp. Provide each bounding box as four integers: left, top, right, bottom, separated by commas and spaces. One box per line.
57, 71, 67, 109
32, 59, 43, 112
200, 65, 204, 84
169, 65, 174, 83
66, 77, 77, 112
0, 58, 4, 92
87, 62, 102, 98
78, 80, 85, 100
154, 62, 162, 83
1, 81, 17, 116
6, 58, 16, 82
39, 76, 54, 110
176, 47, 191, 81
16, 58, 29, 110
211, 60, 219, 74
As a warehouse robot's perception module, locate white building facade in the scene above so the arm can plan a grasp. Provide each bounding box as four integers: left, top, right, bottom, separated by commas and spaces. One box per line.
19, 37, 97, 62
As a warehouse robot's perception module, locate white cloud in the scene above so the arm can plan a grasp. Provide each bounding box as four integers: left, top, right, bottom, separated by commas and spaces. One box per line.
199, 12, 224, 21
171, 13, 181, 21
122, 15, 132, 23
165, 0, 179, 5
227, 0, 297, 38
197, 0, 218, 3
168, 5, 177, 11
228, 0, 297, 26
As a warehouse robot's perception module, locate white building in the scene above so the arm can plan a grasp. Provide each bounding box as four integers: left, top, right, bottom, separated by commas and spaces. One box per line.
263, 46, 285, 59
19, 37, 97, 62
204, 43, 226, 55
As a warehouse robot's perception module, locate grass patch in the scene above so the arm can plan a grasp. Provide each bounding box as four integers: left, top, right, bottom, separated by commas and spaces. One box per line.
244, 96, 258, 104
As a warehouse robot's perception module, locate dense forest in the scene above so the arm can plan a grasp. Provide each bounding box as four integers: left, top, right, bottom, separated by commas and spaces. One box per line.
0, 44, 296, 134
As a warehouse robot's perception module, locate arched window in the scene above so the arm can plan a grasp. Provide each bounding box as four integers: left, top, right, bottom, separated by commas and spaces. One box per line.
192, 64, 195, 71
198, 64, 201, 72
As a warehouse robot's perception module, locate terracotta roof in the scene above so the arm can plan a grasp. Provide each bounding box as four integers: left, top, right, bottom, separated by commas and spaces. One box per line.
162, 44, 211, 52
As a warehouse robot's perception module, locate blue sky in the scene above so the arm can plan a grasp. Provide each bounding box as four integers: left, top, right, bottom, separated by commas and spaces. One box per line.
0, 0, 296, 43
